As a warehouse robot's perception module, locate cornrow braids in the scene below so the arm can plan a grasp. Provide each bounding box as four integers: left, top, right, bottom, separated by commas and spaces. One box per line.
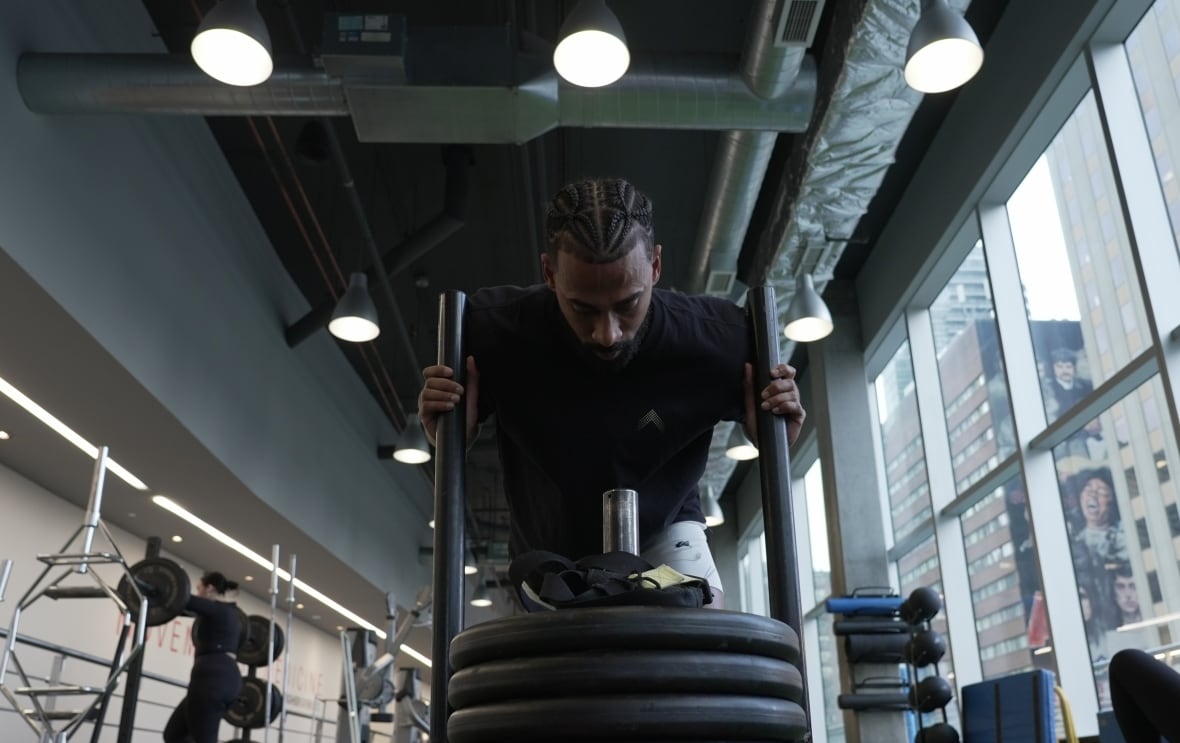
545, 177, 655, 264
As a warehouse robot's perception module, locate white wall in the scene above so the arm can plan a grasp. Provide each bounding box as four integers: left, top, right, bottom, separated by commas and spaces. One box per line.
0, 463, 344, 742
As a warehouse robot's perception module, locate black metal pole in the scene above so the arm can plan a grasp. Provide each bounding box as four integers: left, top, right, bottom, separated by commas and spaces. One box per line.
430, 290, 467, 743
90, 622, 130, 743
747, 286, 810, 730
115, 537, 160, 743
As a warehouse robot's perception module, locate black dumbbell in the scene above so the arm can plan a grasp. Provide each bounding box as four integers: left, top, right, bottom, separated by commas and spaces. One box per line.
909, 675, 953, 712
905, 628, 947, 667
915, 722, 960, 742
900, 586, 942, 624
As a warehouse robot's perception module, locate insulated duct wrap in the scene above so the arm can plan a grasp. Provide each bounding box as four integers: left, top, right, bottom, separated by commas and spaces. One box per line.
758, 0, 972, 317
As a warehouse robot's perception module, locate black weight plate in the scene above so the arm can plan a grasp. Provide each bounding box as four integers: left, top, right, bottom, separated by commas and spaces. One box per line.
192, 605, 248, 654
449, 651, 803, 709
115, 557, 191, 627
449, 607, 800, 670
224, 677, 283, 729
237, 615, 285, 666
448, 694, 808, 743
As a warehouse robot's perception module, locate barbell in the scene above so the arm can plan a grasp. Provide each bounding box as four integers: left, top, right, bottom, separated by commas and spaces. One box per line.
115, 557, 190, 627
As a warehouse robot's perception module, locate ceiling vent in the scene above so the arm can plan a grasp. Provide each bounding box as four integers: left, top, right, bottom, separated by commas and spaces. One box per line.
705, 270, 737, 296
776, 0, 824, 47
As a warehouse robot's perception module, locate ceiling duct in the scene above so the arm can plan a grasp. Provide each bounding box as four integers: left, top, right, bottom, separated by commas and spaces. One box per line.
698, 0, 966, 498
686, 0, 825, 298
18, 46, 816, 145
750, 1, 972, 318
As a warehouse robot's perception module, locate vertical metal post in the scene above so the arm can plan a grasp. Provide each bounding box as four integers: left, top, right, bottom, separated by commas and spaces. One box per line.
90, 621, 131, 743
0, 559, 12, 601
78, 448, 109, 573
279, 554, 297, 743
747, 286, 809, 727
340, 632, 361, 743
431, 290, 467, 743
265, 545, 280, 743
602, 489, 639, 555
116, 537, 160, 743
45, 655, 64, 713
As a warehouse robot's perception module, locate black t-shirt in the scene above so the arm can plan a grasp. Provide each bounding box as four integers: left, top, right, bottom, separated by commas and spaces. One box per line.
466, 285, 749, 559
187, 596, 240, 656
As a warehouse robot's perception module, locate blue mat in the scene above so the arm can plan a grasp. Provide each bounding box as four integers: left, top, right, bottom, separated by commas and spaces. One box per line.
961, 669, 1055, 743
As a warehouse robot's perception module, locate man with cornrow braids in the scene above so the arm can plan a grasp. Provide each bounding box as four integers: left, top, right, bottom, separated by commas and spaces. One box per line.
419, 176, 805, 609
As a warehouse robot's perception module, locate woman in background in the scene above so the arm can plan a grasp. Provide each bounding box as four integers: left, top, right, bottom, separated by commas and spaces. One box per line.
163, 571, 242, 743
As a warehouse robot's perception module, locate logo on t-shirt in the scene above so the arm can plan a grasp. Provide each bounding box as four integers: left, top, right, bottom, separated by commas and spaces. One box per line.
636, 409, 665, 433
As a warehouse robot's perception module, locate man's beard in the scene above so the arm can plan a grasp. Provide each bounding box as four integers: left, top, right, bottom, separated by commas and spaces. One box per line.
569, 307, 653, 373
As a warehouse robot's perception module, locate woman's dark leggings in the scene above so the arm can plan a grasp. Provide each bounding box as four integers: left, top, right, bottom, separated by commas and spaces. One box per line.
163, 653, 242, 743
1109, 648, 1180, 743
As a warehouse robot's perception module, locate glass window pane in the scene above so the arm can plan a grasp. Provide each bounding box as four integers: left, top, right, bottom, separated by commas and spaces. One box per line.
961, 477, 1054, 679
929, 242, 1016, 493
1126, 0, 1180, 257
1008, 92, 1151, 424
805, 460, 833, 604
739, 523, 770, 617
816, 614, 846, 743
1052, 375, 1180, 710
874, 341, 933, 542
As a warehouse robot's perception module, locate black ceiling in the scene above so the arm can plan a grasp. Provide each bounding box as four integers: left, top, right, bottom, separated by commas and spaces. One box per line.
138, 0, 846, 425
130, 0, 1010, 552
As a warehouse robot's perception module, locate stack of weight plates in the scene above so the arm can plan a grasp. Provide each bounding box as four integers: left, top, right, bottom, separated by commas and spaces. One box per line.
448, 606, 808, 743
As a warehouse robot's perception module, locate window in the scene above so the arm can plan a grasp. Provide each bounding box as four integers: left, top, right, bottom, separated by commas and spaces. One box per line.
1052, 375, 1180, 709
929, 243, 1015, 494
1008, 92, 1151, 426
960, 478, 1046, 679
874, 341, 933, 542
1126, 0, 1180, 258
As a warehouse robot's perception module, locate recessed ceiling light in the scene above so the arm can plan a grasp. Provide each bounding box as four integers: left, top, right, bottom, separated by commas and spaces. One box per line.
0, 430, 10, 440
336, 625, 345, 632
0, 374, 147, 490
296, 603, 305, 609
244, 575, 254, 582
170, 535, 183, 543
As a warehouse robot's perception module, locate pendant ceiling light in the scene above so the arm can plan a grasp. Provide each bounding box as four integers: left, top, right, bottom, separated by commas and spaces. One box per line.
553, 0, 630, 88
470, 568, 494, 608
191, 0, 274, 87
702, 487, 725, 527
329, 273, 380, 343
393, 415, 432, 465
783, 274, 833, 343
904, 0, 984, 94
725, 426, 759, 461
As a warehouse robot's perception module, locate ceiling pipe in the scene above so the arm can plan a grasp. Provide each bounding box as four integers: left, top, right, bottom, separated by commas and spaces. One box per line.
17, 54, 349, 116
286, 145, 471, 352
16, 52, 815, 142
684, 0, 816, 297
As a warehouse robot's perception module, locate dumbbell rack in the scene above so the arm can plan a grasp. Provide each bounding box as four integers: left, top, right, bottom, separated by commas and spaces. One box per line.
826, 587, 959, 743
0, 448, 150, 743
